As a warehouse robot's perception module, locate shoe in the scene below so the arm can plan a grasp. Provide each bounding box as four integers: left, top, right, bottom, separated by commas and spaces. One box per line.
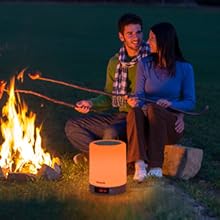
73, 153, 88, 165
133, 160, 147, 183
147, 167, 163, 178
133, 169, 147, 183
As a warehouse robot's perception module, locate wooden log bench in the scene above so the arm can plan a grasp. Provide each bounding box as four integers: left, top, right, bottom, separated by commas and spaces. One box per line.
162, 144, 203, 180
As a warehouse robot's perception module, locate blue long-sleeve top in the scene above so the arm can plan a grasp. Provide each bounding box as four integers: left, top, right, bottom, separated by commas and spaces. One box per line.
135, 57, 196, 111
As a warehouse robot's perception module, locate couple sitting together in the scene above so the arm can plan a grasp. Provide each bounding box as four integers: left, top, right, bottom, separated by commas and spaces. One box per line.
65, 13, 196, 183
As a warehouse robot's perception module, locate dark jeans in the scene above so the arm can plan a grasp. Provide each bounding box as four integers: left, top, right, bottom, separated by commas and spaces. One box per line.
65, 112, 127, 153
126, 104, 183, 168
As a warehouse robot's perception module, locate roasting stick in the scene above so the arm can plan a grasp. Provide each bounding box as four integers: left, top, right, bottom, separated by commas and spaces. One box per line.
14, 89, 76, 109
0, 81, 75, 109
28, 73, 209, 116
28, 73, 110, 97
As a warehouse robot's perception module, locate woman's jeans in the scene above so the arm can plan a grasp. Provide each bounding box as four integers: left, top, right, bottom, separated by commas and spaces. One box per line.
126, 104, 183, 168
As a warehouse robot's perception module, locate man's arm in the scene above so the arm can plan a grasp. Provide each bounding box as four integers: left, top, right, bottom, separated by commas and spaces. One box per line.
75, 56, 117, 113
89, 56, 117, 111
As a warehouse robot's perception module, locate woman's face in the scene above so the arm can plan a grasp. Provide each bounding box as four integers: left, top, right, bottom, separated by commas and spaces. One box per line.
147, 30, 157, 53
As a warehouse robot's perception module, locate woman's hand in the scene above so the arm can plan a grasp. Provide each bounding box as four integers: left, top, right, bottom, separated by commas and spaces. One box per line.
156, 99, 172, 108
75, 100, 93, 114
175, 113, 184, 133
127, 96, 139, 108
156, 99, 184, 133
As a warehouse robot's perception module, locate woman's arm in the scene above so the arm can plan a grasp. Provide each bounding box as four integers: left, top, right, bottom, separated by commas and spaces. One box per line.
171, 63, 196, 111
134, 59, 148, 107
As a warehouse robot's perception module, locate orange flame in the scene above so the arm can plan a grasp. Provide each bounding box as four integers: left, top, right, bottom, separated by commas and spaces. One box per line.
0, 77, 53, 175
16, 67, 27, 83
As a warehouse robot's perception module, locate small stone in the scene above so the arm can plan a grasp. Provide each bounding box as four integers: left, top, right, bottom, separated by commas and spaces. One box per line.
37, 164, 61, 181
53, 163, 61, 175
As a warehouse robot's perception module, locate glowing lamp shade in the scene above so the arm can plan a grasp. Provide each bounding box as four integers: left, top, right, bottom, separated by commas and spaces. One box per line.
89, 140, 127, 194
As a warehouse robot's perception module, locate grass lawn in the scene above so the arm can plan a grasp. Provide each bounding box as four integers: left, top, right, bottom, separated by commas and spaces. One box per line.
0, 2, 220, 219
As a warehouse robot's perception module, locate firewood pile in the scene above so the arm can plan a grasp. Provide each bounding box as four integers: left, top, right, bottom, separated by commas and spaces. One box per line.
0, 157, 62, 182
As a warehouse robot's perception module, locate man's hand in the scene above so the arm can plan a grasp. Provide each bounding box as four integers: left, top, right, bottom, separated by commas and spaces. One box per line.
156, 99, 172, 108
75, 100, 93, 114
175, 113, 184, 133
127, 96, 139, 108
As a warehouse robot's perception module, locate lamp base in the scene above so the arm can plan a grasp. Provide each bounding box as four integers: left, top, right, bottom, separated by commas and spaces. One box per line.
89, 184, 126, 195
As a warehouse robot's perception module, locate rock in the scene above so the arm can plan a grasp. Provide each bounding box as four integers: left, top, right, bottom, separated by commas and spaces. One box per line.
37, 164, 61, 181
53, 163, 62, 175
162, 144, 203, 180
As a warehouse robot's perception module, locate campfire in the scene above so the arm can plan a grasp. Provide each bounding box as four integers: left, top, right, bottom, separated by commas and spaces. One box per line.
0, 76, 61, 182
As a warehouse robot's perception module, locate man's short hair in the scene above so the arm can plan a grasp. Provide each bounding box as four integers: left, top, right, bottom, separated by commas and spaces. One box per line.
118, 13, 143, 34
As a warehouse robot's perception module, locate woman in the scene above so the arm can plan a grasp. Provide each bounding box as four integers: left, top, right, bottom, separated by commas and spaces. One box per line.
126, 22, 196, 182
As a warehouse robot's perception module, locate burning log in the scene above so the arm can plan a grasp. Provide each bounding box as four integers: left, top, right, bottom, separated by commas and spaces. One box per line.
0, 162, 62, 182
0, 159, 62, 182
7, 172, 36, 182
0, 160, 62, 182
0, 167, 7, 180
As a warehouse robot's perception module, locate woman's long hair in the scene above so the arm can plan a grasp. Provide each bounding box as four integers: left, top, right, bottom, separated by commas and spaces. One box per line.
150, 22, 185, 76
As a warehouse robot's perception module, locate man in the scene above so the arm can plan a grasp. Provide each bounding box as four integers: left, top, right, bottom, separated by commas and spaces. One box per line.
65, 13, 184, 182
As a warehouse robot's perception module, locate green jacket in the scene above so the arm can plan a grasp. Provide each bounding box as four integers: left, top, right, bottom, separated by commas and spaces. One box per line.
90, 53, 138, 113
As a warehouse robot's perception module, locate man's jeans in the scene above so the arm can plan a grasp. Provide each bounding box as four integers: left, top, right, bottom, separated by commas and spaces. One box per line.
65, 112, 127, 153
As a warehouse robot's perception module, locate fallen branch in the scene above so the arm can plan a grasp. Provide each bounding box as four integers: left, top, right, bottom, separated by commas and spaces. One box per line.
28, 73, 209, 116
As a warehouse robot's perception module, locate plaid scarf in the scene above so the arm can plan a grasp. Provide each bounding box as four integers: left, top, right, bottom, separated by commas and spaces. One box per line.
112, 42, 150, 107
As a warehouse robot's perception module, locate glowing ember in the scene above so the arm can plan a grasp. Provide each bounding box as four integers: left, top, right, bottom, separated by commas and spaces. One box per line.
28, 72, 41, 80
0, 77, 53, 176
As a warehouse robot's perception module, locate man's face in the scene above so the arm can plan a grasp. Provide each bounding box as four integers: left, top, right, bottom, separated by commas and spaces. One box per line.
119, 24, 143, 56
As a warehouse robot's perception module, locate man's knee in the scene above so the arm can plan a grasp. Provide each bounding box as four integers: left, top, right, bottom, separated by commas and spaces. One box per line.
65, 119, 80, 138
65, 119, 89, 151
103, 127, 118, 139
